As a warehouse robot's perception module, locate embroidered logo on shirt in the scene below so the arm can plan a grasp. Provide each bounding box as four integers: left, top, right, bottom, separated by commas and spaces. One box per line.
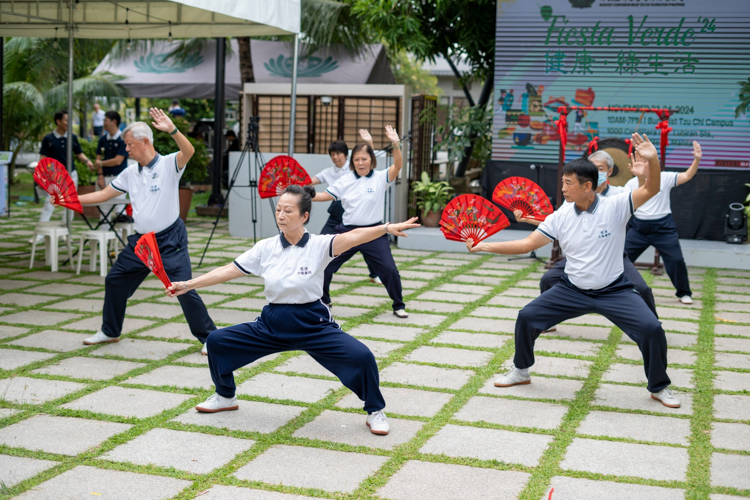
152, 172, 159, 179
298, 266, 311, 276
366, 187, 374, 193
150, 185, 161, 192
598, 229, 611, 239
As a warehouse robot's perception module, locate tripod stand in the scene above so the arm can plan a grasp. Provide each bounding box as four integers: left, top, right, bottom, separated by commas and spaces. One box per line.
197, 117, 264, 268
508, 163, 547, 264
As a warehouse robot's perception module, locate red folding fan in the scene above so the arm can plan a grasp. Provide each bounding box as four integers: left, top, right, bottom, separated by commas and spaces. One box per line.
33, 158, 83, 213
440, 194, 511, 244
134, 232, 172, 289
258, 155, 312, 199
492, 176, 553, 221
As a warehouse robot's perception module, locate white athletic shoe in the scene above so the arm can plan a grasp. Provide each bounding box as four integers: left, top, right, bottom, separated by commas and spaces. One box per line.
201, 343, 208, 356
393, 309, 408, 319
650, 386, 681, 408
370, 276, 384, 285
82, 330, 119, 345
195, 393, 239, 413
679, 295, 693, 304
366, 410, 390, 435
494, 366, 531, 387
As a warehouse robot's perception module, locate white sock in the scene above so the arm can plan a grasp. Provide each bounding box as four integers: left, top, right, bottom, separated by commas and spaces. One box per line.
516, 367, 530, 377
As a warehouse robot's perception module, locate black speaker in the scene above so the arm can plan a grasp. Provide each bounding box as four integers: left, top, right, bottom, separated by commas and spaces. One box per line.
725, 202, 748, 244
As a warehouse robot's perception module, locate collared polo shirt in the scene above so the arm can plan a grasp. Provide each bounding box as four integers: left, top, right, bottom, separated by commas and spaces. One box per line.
233, 231, 337, 304
325, 168, 393, 226
625, 171, 678, 220
600, 183, 627, 198
316, 160, 350, 186
97, 129, 129, 176
39, 131, 83, 172
110, 152, 184, 234
537, 192, 634, 290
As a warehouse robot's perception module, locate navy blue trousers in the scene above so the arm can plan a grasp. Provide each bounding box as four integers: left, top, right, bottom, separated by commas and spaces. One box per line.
322, 223, 404, 311
625, 215, 691, 298
320, 201, 378, 279
540, 256, 658, 318
101, 218, 216, 341
515, 273, 671, 393
206, 300, 386, 412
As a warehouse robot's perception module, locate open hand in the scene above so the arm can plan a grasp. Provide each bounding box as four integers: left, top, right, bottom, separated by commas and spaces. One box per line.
631, 133, 658, 162
692, 141, 702, 160
150, 108, 176, 134
384, 125, 399, 144
627, 151, 648, 177
386, 217, 420, 237
359, 129, 373, 144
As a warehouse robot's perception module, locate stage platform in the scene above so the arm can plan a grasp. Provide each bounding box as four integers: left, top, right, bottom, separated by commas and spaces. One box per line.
397, 227, 750, 270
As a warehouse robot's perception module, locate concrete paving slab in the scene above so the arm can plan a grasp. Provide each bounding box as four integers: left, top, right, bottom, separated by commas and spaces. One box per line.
436, 283, 494, 294
710, 495, 749, 500
60, 316, 153, 334
544, 476, 685, 500
593, 383, 692, 415
470, 306, 519, 319
126, 365, 214, 390
405, 346, 493, 367
455, 396, 568, 430
449, 317, 516, 333
8, 330, 92, 352
334, 294, 390, 307
66, 275, 107, 285
0, 279, 37, 290
501, 356, 592, 379
21, 271, 74, 281
336, 387, 453, 417
420, 424, 553, 467
452, 274, 506, 286
0, 376, 85, 404
373, 311, 446, 327
174, 400, 305, 433
358, 339, 404, 358
126, 302, 184, 319
479, 375, 584, 401
42, 298, 103, 313
621, 331, 698, 348
156, 293, 228, 305
0, 310, 81, 326
32, 356, 145, 380
349, 324, 425, 342
293, 410, 424, 450
661, 320, 700, 333
416, 291, 483, 303
87, 288, 160, 301
0, 325, 29, 339
550, 325, 612, 341
617, 344, 696, 365
350, 285, 392, 296
603, 363, 694, 388
25, 283, 100, 296
714, 394, 750, 420
234, 444, 388, 493
377, 460, 529, 500
0, 454, 58, 489
275, 355, 335, 378
714, 371, 750, 392
102, 428, 253, 474
711, 453, 750, 490
198, 485, 312, 500
712, 422, 750, 451
486, 295, 534, 308
561, 438, 688, 481
328, 305, 371, 319
715, 336, 750, 353
655, 296, 703, 309
578, 410, 690, 445
715, 352, 750, 369
656, 307, 701, 320
431, 330, 510, 349
135, 322, 195, 341
497, 288, 538, 298
380, 362, 473, 390
61, 386, 192, 418
0, 408, 22, 419
535, 338, 600, 357
236, 373, 341, 403
562, 314, 614, 327
216, 297, 269, 310
89, 338, 191, 360
0, 293, 57, 307
0, 414, 130, 455
716, 312, 750, 323
714, 323, 750, 337
0, 348, 57, 370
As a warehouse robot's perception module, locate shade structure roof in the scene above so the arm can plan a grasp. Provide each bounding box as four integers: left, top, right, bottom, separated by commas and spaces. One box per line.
0, 0, 300, 38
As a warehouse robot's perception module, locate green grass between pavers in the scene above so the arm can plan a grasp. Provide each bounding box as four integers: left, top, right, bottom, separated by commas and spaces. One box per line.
1, 206, 749, 499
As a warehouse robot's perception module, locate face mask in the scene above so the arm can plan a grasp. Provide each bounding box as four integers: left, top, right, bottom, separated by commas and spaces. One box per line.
597, 171, 608, 187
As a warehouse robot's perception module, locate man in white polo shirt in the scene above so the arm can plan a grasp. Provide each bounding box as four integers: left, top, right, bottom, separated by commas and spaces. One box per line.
71, 108, 216, 348
467, 133, 680, 409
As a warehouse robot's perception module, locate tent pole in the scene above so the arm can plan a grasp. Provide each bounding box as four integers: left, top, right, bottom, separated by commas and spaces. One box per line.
288, 34, 299, 156
66, 0, 74, 234
209, 37, 226, 206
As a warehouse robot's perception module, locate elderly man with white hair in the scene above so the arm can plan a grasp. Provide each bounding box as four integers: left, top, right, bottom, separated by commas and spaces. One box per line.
72, 108, 217, 349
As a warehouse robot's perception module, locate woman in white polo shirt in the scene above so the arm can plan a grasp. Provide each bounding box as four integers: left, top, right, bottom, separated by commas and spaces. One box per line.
166, 184, 419, 435
311, 125, 408, 317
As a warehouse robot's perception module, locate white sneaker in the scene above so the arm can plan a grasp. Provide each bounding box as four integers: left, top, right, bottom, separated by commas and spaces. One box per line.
366, 410, 390, 435
201, 343, 208, 356
370, 276, 383, 285
651, 386, 681, 408
679, 295, 693, 304
494, 366, 531, 387
195, 393, 239, 413
82, 330, 119, 345
393, 309, 408, 318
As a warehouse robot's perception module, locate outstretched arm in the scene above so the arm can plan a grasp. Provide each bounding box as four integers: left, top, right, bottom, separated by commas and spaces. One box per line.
332, 218, 419, 256
166, 263, 244, 297
513, 209, 541, 226
150, 108, 194, 170
677, 141, 701, 185
384, 125, 402, 183
466, 231, 551, 255
312, 191, 334, 202
629, 133, 661, 211
76, 185, 122, 205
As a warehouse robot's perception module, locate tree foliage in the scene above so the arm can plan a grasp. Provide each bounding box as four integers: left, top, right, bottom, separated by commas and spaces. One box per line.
736, 78, 750, 119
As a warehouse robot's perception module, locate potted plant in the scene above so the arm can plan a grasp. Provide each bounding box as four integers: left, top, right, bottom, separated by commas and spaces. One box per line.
74, 139, 101, 219
151, 117, 209, 221
411, 171, 454, 227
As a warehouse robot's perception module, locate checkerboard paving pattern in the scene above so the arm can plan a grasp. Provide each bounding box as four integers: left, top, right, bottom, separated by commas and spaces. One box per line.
0, 206, 748, 499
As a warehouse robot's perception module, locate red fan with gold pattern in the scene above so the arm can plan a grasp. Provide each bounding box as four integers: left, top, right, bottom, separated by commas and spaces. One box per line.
492, 176, 553, 221
258, 155, 312, 199
33, 158, 83, 213
440, 194, 510, 243
134, 232, 171, 288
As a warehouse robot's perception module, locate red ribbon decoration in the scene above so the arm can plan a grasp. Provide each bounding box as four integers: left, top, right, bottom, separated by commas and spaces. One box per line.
654, 109, 672, 167
556, 107, 569, 162
586, 136, 599, 156
624, 138, 634, 157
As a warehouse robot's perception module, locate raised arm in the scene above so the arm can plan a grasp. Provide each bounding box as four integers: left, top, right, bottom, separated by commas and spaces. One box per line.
677, 141, 701, 185
384, 125, 402, 183
332, 218, 419, 256
150, 108, 194, 169
466, 231, 551, 255
359, 129, 375, 150
76, 185, 123, 205
629, 133, 661, 211
166, 263, 244, 297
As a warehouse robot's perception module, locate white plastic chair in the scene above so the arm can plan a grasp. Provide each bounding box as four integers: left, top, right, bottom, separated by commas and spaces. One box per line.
30, 223, 74, 272
111, 221, 135, 254
76, 230, 119, 277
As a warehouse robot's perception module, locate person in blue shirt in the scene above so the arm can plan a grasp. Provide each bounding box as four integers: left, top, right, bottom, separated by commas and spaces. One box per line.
95, 111, 130, 221
169, 99, 186, 118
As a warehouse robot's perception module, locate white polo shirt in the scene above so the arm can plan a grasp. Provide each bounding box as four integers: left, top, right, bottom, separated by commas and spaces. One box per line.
537, 192, 634, 290
111, 152, 184, 234
600, 183, 627, 197
316, 160, 350, 186
625, 171, 678, 220
233, 232, 337, 304
326, 168, 393, 226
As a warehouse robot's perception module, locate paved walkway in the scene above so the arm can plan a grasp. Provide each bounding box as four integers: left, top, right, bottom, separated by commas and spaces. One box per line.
0, 207, 748, 499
